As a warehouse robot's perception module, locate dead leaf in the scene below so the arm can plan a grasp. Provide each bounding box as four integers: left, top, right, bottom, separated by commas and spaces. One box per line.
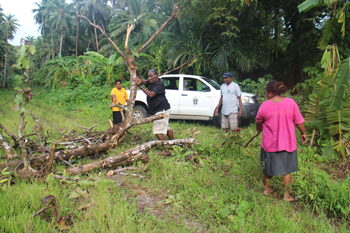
56, 220, 70, 230
78, 203, 91, 211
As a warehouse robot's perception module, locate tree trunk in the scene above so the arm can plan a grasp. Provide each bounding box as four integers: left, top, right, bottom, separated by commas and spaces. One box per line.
59, 29, 63, 54
51, 35, 54, 59
264, 5, 269, 53
92, 13, 99, 51
274, 6, 279, 62
18, 112, 35, 171
76, 19, 79, 57
3, 37, 8, 89
67, 137, 196, 175
42, 18, 45, 48
0, 130, 15, 160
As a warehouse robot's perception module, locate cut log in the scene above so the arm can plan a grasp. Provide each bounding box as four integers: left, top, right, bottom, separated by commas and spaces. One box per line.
67, 133, 197, 175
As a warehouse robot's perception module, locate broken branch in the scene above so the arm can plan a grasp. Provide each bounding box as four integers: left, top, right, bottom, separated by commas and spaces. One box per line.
71, 122, 98, 132
67, 128, 198, 175
163, 53, 203, 75
0, 122, 18, 142
137, 4, 180, 54
76, 12, 127, 63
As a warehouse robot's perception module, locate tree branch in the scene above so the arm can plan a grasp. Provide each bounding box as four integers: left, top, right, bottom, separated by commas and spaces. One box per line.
0, 122, 18, 142
137, 4, 180, 54
76, 12, 127, 63
24, 110, 45, 150
0, 130, 16, 160
67, 127, 199, 175
71, 121, 98, 132
162, 53, 203, 75
108, 102, 127, 110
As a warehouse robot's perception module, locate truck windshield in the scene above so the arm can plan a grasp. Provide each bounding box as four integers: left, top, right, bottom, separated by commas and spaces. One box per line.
201, 77, 220, 90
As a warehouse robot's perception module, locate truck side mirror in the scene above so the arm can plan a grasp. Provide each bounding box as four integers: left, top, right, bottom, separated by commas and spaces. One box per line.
202, 85, 210, 92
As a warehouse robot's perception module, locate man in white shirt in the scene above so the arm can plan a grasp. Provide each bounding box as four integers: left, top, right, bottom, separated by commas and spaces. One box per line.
215, 72, 242, 133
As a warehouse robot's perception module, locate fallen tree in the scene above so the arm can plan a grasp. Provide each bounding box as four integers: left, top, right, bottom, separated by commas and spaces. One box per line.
0, 4, 205, 177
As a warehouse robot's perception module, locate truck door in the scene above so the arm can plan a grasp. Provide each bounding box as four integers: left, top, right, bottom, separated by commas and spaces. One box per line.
160, 76, 180, 114
179, 77, 213, 116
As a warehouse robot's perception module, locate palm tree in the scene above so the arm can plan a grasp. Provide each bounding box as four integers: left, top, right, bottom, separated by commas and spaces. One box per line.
46, 0, 74, 55
73, 0, 86, 56
84, 0, 112, 51
32, 0, 50, 48
2, 14, 19, 88
109, 0, 159, 40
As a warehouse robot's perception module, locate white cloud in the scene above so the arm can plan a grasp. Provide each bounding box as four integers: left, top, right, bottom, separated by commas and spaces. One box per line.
1, 0, 40, 46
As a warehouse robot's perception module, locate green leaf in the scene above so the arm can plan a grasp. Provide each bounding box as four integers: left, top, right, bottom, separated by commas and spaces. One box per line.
338, 10, 346, 37
298, 0, 322, 13
237, 212, 245, 218
317, 17, 338, 50
0, 179, 9, 184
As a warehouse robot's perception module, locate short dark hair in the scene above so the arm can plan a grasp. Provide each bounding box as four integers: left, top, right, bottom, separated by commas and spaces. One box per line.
115, 79, 122, 84
266, 80, 287, 95
148, 69, 158, 75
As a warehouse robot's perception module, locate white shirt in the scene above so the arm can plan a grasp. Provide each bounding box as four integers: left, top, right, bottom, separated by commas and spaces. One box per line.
220, 82, 241, 115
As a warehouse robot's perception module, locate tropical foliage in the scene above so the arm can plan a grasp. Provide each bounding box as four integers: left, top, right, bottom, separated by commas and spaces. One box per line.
1, 0, 350, 158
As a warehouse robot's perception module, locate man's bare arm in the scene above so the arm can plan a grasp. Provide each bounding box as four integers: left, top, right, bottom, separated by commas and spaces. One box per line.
238, 96, 242, 118
215, 96, 223, 117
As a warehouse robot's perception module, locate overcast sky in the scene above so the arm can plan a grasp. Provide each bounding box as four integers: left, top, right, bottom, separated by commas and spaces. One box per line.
1, 0, 42, 45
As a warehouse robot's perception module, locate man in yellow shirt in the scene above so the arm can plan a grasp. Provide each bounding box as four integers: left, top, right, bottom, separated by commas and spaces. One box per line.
111, 79, 128, 125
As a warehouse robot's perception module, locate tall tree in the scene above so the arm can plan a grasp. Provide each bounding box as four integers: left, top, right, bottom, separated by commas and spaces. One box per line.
47, 0, 74, 55
32, 0, 50, 48
1, 14, 19, 88
84, 0, 112, 52
73, 0, 86, 56
109, 0, 159, 40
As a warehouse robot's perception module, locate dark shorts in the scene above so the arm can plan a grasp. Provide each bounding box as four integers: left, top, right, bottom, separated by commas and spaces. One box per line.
113, 111, 123, 125
260, 148, 298, 176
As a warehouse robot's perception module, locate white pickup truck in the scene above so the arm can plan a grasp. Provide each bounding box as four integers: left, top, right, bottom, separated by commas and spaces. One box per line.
127, 74, 260, 125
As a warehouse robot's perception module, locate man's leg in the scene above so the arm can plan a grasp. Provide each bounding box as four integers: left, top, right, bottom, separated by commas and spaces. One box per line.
228, 113, 241, 134
222, 114, 230, 133
167, 129, 174, 140
156, 134, 165, 140
113, 111, 122, 125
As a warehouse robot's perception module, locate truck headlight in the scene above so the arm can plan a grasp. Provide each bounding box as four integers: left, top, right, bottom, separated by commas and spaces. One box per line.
242, 96, 255, 103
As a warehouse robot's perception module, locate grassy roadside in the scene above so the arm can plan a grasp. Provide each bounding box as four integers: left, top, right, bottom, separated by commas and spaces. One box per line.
0, 90, 349, 232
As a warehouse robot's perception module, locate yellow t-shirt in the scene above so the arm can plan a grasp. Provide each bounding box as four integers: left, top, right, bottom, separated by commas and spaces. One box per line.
111, 87, 128, 111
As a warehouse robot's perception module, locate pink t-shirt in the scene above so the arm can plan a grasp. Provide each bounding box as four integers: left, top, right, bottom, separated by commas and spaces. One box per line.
256, 97, 304, 152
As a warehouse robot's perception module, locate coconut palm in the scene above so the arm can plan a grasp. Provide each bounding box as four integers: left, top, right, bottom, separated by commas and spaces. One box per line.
109, 0, 159, 40
109, 0, 127, 11
72, 0, 86, 56
2, 14, 19, 88
46, 0, 74, 55
32, 0, 51, 48
84, 0, 112, 51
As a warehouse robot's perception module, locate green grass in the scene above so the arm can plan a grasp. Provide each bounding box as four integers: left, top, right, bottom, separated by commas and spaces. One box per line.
0, 90, 349, 232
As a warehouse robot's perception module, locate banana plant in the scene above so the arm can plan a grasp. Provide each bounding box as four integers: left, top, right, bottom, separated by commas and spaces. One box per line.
82, 51, 124, 87
305, 45, 350, 158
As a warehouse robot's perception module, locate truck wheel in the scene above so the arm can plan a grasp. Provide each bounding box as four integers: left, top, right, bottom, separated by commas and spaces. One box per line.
213, 111, 222, 127
133, 105, 147, 119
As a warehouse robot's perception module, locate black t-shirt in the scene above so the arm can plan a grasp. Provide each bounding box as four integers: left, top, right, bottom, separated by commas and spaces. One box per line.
146, 79, 171, 115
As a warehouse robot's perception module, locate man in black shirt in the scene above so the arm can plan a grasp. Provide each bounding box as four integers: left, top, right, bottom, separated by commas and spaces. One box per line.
135, 69, 174, 140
